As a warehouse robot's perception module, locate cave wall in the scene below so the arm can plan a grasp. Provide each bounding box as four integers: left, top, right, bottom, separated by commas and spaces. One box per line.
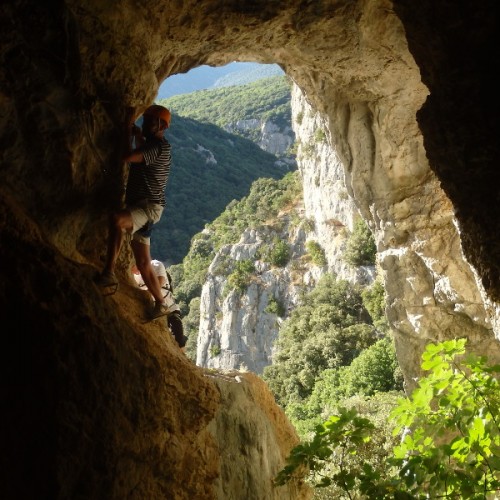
1, 0, 498, 497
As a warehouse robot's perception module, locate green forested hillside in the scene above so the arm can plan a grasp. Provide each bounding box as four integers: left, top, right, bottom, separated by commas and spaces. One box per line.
152, 113, 292, 264
212, 63, 284, 88
158, 75, 292, 131
157, 62, 283, 99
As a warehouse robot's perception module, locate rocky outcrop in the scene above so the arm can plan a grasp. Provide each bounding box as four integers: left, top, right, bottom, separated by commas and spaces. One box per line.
196, 92, 376, 374
288, 85, 496, 391
1, 0, 498, 498
225, 117, 296, 164
291, 87, 376, 286
206, 370, 312, 500
197, 204, 328, 373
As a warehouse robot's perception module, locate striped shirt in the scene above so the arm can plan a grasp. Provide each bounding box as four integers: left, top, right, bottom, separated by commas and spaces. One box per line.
125, 137, 171, 207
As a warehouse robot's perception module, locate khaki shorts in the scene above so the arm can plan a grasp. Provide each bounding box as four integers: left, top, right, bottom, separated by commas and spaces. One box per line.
129, 201, 163, 245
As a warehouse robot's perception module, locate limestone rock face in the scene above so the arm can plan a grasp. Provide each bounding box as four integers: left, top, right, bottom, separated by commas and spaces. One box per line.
196, 91, 376, 374
197, 204, 328, 374
205, 371, 312, 500
290, 74, 496, 392
1, 0, 498, 498
226, 117, 296, 160
291, 86, 376, 286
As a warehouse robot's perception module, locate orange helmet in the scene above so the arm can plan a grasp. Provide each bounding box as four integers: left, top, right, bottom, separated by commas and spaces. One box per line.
143, 104, 171, 126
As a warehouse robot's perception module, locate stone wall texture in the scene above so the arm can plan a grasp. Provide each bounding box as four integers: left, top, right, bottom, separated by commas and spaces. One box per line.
0, 0, 498, 498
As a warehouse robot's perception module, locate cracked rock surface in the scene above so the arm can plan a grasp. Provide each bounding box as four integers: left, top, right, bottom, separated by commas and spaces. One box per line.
0, 0, 498, 498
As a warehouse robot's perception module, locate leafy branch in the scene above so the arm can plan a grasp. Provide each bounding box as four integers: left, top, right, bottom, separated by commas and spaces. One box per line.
275, 338, 500, 499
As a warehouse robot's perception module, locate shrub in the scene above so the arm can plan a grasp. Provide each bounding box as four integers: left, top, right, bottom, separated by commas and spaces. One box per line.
226, 259, 255, 293
306, 240, 327, 266
265, 296, 286, 317
268, 239, 291, 267
262, 274, 376, 408
314, 128, 327, 143
209, 345, 221, 357
301, 218, 315, 233
389, 338, 500, 498
275, 339, 500, 499
344, 218, 376, 266
361, 278, 390, 333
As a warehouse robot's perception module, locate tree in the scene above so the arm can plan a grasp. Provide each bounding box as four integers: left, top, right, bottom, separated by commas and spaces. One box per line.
344, 218, 376, 267
275, 339, 500, 499
262, 274, 377, 408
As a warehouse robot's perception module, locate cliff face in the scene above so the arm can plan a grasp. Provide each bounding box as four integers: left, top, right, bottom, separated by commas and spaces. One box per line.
1, 0, 498, 498
196, 198, 327, 373
225, 117, 296, 162
291, 79, 495, 392
196, 90, 375, 374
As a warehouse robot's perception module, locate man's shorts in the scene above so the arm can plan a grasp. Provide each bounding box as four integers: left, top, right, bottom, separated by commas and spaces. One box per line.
129, 201, 163, 245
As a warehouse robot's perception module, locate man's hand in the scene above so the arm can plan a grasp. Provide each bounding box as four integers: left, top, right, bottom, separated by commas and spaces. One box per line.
130, 124, 145, 151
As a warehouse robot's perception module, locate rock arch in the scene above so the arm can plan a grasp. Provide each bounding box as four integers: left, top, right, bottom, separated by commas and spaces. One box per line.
1, 0, 498, 498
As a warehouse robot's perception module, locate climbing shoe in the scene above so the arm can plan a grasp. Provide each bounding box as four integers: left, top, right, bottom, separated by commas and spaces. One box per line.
148, 300, 177, 320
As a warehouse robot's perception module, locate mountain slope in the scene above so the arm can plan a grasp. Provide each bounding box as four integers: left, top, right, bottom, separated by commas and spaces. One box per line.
152, 76, 296, 264
152, 114, 292, 264
212, 63, 284, 88
159, 75, 291, 129
157, 62, 283, 99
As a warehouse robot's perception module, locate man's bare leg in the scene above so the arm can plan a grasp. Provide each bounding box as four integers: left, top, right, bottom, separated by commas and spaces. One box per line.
131, 239, 165, 304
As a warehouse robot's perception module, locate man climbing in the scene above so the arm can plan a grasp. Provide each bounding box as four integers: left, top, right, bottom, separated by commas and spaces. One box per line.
132, 261, 188, 352
95, 104, 174, 320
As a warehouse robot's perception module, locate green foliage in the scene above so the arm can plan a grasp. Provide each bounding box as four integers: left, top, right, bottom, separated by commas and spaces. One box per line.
335, 337, 404, 399
212, 63, 284, 88
344, 218, 376, 267
225, 259, 255, 294
389, 338, 500, 499
303, 392, 404, 500
262, 274, 377, 408
361, 278, 390, 334
265, 296, 286, 317
261, 238, 290, 267
183, 296, 200, 361
276, 339, 500, 499
207, 171, 302, 249
301, 141, 316, 159
150, 75, 295, 264
151, 111, 292, 263
287, 337, 403, 437
209, 345, 221, 357
175, 233, 214, 304
160, 76, 292, 139
314, 128, 327, 143
172, 172, 302, 351
302, 218, 315, 233
287, 141, 299, 156
305, 240, 327, 266
275, 408, 379, 491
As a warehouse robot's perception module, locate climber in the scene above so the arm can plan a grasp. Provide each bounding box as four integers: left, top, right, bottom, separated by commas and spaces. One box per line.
132, 261, 188, 352
95, 104, 174, 320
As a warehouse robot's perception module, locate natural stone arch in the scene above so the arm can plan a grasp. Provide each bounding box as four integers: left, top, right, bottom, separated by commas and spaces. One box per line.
1, 0, 498, 498
72, 0, 498, 379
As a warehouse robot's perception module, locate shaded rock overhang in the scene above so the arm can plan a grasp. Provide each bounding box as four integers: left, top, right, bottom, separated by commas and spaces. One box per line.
0, 0, 498, 498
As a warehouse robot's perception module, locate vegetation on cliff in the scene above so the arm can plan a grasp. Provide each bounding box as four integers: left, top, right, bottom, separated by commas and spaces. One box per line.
169, 171, 303, 360
152, 113, 291, 263
159, 75, 291, 135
